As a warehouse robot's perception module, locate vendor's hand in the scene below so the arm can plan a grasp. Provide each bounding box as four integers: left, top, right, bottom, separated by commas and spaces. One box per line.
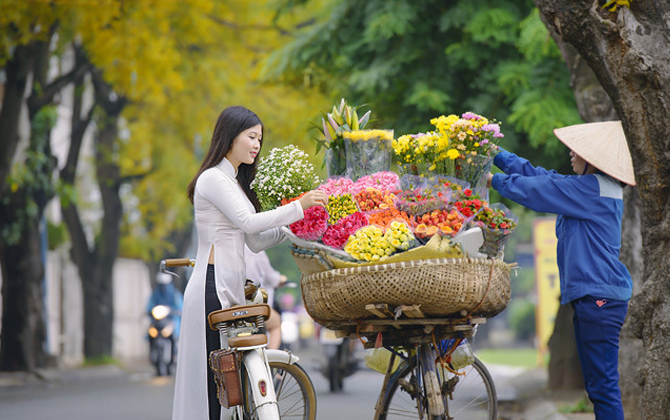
298, 190, 328, 210
485, 172, 494, 189
278, 275, 288, 286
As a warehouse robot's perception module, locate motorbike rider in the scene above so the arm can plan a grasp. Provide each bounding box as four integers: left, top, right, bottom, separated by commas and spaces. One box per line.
147, 272, 184, 361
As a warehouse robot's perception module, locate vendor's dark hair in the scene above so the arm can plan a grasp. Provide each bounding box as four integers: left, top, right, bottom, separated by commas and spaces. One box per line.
187, 106, 263, 211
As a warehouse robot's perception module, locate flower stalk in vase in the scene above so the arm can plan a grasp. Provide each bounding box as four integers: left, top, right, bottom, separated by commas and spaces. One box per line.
315, 98, 372, 177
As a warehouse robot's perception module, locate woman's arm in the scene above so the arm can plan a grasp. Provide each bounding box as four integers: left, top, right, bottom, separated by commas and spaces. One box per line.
244, 228, 287, 253
198, 170, 304, 234
495, 149, 560, 177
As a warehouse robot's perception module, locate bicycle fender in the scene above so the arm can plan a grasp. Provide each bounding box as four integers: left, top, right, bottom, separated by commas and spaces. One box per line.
243, 349, 280, 420
265, 349, 300, 365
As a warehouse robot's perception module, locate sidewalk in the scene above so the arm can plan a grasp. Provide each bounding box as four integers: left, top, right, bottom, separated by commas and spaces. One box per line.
0, 358, 155, 387
500, 367, 593, 420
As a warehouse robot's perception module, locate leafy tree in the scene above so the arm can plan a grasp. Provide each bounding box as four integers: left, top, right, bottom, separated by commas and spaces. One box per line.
264, 0, 581, 167
1, 0, 330, 367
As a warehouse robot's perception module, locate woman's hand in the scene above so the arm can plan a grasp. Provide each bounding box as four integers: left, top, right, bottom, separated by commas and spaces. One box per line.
485, 172, 494, 189
298, 190, 328, 210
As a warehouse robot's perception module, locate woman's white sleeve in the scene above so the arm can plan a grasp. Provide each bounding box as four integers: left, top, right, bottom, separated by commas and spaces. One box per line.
245, 228, 287, 253
198, 170, 304, 234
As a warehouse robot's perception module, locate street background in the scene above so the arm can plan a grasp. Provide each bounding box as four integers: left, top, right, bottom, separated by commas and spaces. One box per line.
0, 337, 588, 420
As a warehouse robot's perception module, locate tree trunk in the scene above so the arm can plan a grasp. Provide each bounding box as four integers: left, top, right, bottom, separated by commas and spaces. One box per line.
547, 303, 584, 389
0, 194, 48, 371
533, 2, 670, 418
619, 187, 644, 419
0, 44, 33, 197
61, 68, 127, 360
0, 31, 64, 370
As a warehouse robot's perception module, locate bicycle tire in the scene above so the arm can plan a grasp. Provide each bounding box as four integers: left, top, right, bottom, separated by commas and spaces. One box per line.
270, 361, 317, 420
377, 355, 497, 420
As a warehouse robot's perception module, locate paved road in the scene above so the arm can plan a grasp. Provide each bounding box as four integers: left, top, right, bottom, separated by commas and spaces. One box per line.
0, 350, 526, 420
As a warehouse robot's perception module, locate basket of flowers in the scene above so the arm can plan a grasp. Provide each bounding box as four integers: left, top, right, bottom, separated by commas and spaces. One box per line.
271, 107, 516, 328
300, 257, 513, 329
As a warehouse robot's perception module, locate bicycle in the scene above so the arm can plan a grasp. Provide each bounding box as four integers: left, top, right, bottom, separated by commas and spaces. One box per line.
335, 305, 497, 420
160, 258, 317, 420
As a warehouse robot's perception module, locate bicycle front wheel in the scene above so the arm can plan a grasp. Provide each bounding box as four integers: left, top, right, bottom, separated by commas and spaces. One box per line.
378, 356, 497, 420
270, 361, 317, 420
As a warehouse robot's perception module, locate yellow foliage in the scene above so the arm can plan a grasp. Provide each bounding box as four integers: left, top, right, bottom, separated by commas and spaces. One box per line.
3, 0, 332, 260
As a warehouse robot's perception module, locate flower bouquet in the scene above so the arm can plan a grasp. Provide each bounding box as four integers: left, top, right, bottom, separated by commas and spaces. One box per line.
430, 112, 504, 188
399, 174, 429, 191
414, 209, 465, 240
325, 193, 360, 225
472, 203, 518, 258
322, 211, 368, 249
289, 206, 329, 241
383, 220, 418, 251
366, 208, 414, 231
251, 145, 320, 211
393, 132, 458, 178
394, 187, 450, 216
452, 188, 488, 223
354, 188, 396, 212
317, 176, 355, 196
316, 99, 372, 177
350, 171, 399, 195
344, 225, 395, 262
343, 129, 394, 181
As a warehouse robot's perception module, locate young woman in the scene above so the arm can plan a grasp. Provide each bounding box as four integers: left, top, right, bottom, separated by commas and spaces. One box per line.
172, 106, 327, 420
486, 121, 635, 420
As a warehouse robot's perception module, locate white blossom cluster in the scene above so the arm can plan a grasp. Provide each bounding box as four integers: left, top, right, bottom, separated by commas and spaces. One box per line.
251, 145, 321, 211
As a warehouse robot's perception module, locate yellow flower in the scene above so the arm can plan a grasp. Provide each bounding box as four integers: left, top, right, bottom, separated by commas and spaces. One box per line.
447, 149, 460, 160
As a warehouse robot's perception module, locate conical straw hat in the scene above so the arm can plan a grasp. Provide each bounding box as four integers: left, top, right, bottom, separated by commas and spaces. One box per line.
553, 121, 636, 186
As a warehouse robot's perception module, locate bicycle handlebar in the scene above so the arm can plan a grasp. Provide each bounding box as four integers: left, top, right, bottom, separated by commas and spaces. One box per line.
162, 258, 195, 268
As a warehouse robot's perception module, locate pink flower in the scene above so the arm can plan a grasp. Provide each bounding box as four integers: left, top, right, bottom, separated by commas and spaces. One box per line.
322, 211, 368, 249
290, 206, 328, 241
351, 171, 400, 195
318, 177, 355, 196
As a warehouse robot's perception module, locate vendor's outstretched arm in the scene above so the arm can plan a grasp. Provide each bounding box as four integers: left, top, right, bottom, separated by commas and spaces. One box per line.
494, 149, 560, 177
492, 172, 599, 219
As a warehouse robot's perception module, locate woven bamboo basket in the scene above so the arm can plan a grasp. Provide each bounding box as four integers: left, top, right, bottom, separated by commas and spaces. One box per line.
300, 257, 512, 329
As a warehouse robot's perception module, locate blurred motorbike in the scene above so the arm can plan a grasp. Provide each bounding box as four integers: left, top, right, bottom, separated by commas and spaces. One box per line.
148, 304, 175, 376
319, 327, 358, 392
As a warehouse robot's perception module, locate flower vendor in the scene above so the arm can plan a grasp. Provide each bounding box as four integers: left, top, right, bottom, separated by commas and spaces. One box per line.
173, 106, 327, 420
485, 121, 635, 420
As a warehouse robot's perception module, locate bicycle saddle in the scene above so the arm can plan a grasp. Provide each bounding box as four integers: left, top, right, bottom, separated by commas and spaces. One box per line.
208, 303, 272, 331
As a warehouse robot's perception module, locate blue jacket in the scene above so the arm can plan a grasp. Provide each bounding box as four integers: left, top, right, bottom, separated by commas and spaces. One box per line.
491, 149, 632, 304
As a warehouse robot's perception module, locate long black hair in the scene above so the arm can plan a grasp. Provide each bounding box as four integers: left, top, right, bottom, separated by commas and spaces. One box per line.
187, 106, 263, 211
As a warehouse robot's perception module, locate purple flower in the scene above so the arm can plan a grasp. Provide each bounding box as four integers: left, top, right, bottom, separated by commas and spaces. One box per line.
481, 123, 504, 138
462, 112, 481, 120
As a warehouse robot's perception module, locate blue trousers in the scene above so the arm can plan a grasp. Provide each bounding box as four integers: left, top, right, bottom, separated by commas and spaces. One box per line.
572, 295, 628, 420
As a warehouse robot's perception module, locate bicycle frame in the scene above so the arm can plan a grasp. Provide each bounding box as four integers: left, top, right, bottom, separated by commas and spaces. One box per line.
225, 334, 302, 419
237, 346, 280, 419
